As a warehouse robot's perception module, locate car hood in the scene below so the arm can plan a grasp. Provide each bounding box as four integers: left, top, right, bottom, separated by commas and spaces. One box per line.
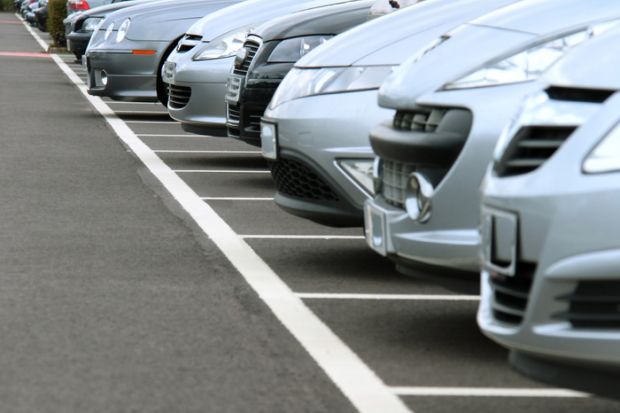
185, 0, 361, 41
470, 0, 620, 36
97, 0, 242, 42
252, 0, 373, 42
544, 28, 620, 91
379, 0, 620, 109
80, 0, 153, 18
295, 0, 519, 68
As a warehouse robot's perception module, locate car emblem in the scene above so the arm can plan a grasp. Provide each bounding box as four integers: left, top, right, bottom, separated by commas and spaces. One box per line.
235, 48, 248, 69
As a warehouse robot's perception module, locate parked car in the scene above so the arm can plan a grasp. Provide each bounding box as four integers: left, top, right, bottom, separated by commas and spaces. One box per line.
363, 0, 620, 282
478, 28, 620, 399
225, 0, 376, 145
33, 0, 47, 32
67, 0, 111, 15
84, 0, 244, 102
162, 0, 363, 136
260, 0, 518, 227
65, 0, 155, 61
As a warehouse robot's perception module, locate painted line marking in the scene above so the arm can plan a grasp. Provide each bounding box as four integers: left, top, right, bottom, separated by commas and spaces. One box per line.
174, 169, 270, 174
241, 235, 365, 240
391, 387, 588, 398
295, 293, 480, 301
0, 51, 50, 58
202, 197, 274, 201
155, 150, 262, 154
24, 20, 411, 413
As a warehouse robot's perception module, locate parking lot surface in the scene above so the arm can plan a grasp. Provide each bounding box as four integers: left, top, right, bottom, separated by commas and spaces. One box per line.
2, 12, 619, 412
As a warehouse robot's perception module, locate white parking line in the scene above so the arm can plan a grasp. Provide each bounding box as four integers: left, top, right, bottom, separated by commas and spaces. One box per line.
174, 169, 270, 174
155, 150, 262, 154
202, 197, 274, 201
241, 235, 365, 240
27, 22, 411, 413
391, 387, 588, 398
295, 293, 480, 301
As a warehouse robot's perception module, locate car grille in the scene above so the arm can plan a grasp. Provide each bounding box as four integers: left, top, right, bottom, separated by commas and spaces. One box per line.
176, 34, 202, 53
495, 126, 576, 177
227, 104, 241, 137
380, 159, 414, 209
233, 39, 260, 77
168, 84, 191, 109
393, 109, 447, 132
271, 158, 339, 202
555, 281, 620, 329
490, 262, 537, 325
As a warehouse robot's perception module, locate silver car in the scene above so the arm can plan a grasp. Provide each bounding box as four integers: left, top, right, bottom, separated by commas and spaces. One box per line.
364, 0, 620, 279
85, 0, 244, 103
478, 29, 620, 398
260, 0, 518, 227
162, 0, 362, 136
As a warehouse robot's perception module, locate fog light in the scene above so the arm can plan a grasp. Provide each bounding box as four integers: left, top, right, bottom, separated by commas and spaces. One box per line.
372, 157, 382, 194
100, 71, 108, 86
405, 172, 433, 223
338, 159, 375, 195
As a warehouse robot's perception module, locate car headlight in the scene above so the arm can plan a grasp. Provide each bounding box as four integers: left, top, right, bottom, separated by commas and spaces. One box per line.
269, 66, 394, 109
116, 18, 130, 43
338, 159, 375, 195
583, 121, 620, 174
82, 17, 103, 32
443, 20, 620, 90
193, 29, 249, 61
104, 22, 114, 41
267, 35, 332, 63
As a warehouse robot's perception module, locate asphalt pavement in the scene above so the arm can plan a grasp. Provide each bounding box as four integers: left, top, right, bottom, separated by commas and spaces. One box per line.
2, 11, 620, 413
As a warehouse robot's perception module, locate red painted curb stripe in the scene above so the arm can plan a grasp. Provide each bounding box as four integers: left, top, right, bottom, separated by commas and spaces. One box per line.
0, 51, 50, 58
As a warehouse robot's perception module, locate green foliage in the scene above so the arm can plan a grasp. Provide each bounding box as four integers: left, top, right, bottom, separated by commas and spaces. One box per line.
47, 0, 66, 47
0, 0, 15, 11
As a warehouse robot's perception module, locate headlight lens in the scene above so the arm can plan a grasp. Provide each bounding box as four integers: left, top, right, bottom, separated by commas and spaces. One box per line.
338, 159, 375, 195
269, 66, 394, 109
104, 22, 114, 41
193, 29, 249, 61
444, 20, 620, 90
267, 36, 332, 63
116, 18, 130, 43
82, 17, 103, 32
583, 121, 620, 174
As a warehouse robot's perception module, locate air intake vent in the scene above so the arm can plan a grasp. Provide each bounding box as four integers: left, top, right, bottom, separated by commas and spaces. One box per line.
393, 109, 447, 132
271, 159, 339, 202
176, 34, 202, 53
546, 86, 614, 104
233, 40, 260, 77
168, 84, 191, 109
555, 281, 620, 328
380, 160, 415, 209
495, 126, 576, 177
490, 262, 536, 325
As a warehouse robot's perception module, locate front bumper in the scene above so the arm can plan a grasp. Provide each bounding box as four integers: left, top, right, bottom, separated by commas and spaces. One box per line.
365, 82, 542, 274
478, 94, 620, 394
86, 41, 166, 101
67, 31, 91, 57
262, 90, 392, 227
164, 50, 233, 136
